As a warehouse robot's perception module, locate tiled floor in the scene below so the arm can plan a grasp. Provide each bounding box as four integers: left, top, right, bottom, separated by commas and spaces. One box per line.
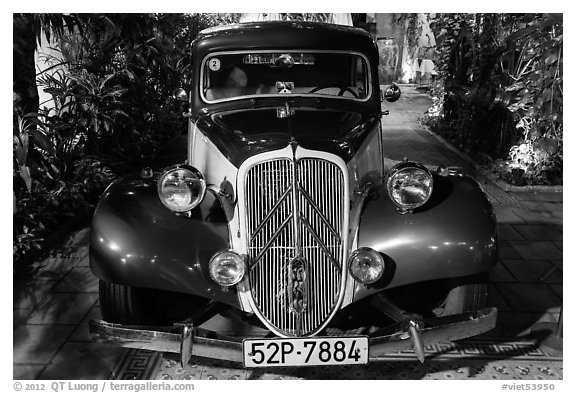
12, 86, 563, 379
13, 229, 106, 380
486, 191, 563, 337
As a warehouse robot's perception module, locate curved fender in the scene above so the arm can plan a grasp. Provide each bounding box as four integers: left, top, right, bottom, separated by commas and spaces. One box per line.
355, 173, 498, 301
89, 175, 241, 308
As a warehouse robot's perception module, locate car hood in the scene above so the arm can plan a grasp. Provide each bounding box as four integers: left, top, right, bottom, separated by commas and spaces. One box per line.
194, 107, 380, 167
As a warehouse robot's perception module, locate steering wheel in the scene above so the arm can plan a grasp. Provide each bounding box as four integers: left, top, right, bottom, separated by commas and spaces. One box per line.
309, 85, 359, 98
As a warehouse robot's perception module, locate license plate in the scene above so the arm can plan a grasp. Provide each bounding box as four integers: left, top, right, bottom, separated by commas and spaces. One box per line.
243, 336, 368, 367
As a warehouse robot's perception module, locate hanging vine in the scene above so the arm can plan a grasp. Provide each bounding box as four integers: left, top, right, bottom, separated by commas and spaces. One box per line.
396, 13, 422, 58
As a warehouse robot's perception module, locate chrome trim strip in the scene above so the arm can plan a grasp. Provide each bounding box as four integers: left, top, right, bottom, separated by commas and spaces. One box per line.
250, 212, 293, 268
299, 216, 340, 271
298, 185, 341, 241
250, 185, 292, 242
290, 154, 302, 258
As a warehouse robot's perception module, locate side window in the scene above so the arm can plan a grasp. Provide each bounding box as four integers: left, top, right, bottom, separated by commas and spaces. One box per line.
352, 57, 367, 97
203, 62, 210, 91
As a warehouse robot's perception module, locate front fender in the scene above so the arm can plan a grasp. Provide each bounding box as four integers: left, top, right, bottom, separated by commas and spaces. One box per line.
355, 173, 498, 301
89, 175, 241, 308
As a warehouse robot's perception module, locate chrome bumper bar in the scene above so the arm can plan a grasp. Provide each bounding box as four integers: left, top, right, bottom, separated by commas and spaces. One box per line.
89, 307, 497, 366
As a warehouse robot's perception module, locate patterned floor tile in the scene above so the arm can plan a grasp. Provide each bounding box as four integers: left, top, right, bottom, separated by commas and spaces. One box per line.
497, 312, 559, 337
495, 283, 562, 313
501, 260, 562, 283
511, 193, 562, 203
508, 241, 563, 260
69, 305, 101, 342
26, 293, 98, 325
58, 228, 91, 265
13, 324, 76, 364
114, 349, 162, 380
519, 201, 563, 213
493, 207, 524, 224
26, 255, 74, 281
548, 259, 562, 272
486, 360, 562, 380
498, 224, 526, 241
510, 209, 563, 226
13, 365, 45, 380
13, 279, 58, 310
39, 342, 125, 379
156, 356, 202, 380
499, 241, 523, 259
488, 284, 513, 312
513, 225, 562, 241
549, 284, 562, 300
196, 358, 249, 380
53, 267, 99, 293
14, 308, 33, 327
245, 369, 302, 380
490, 262, 517, 282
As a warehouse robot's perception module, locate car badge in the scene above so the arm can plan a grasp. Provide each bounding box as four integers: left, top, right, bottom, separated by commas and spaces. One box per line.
288, 256, 308, 314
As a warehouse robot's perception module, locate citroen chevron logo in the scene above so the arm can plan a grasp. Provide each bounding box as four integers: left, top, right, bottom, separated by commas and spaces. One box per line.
288, 256, 308, 314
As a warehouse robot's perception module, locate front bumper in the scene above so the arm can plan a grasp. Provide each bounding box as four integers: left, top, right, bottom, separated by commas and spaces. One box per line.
89, 307, 497, 366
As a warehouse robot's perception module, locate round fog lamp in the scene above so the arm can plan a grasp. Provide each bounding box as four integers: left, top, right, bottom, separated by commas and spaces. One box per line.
209, 251, 246, 287
348, 247, 385, 285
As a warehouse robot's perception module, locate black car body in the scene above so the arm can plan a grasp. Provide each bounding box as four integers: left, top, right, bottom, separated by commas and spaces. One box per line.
90, 21, 498, 368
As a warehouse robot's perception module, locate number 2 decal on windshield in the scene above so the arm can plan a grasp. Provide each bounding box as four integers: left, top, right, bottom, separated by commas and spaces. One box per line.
208, 58, 221, 71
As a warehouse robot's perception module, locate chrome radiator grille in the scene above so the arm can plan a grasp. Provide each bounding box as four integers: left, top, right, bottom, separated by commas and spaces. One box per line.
245, 158, 346, 336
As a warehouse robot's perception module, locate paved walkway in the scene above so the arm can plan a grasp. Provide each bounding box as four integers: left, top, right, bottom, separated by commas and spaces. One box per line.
13, 86, 563, 379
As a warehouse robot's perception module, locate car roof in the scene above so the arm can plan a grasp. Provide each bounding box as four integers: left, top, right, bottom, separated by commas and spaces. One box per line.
192, 21, 377, 57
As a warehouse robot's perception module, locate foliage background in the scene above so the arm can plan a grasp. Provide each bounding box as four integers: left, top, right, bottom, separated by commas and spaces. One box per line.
422, 13, 563, 186
13, 13, 241, 263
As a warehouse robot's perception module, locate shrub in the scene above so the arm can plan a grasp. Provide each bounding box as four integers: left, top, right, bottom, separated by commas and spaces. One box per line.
14, 13, 241, 264
426, 13, 562, 185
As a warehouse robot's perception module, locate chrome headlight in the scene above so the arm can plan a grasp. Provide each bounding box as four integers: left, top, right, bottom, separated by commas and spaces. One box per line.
209, 251, 246, 287
386, 162, 433, 212
348, 247, 385, 285
157, 165, 206, 212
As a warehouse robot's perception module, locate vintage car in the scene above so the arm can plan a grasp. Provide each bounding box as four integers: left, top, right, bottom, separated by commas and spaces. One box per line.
89, 21, 498, 368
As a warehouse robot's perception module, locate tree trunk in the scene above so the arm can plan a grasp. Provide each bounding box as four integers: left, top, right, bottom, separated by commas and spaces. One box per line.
13, 14, 39, 115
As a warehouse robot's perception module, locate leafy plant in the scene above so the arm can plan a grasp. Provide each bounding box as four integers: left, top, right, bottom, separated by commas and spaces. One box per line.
14, 13, 242, 264
68, 70, 128, 135
424, 13, 562, 185
13, 112, 59, 192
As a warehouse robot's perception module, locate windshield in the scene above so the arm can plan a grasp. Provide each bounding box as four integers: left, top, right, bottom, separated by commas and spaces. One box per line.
201, 51, 371, 103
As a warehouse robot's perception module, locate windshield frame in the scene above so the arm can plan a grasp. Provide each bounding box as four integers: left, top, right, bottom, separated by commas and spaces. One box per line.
199, 49, 373, 105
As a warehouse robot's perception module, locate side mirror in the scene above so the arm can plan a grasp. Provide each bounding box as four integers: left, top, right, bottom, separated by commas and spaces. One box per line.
173, 88, 189, 102
383, 83, 401, 103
